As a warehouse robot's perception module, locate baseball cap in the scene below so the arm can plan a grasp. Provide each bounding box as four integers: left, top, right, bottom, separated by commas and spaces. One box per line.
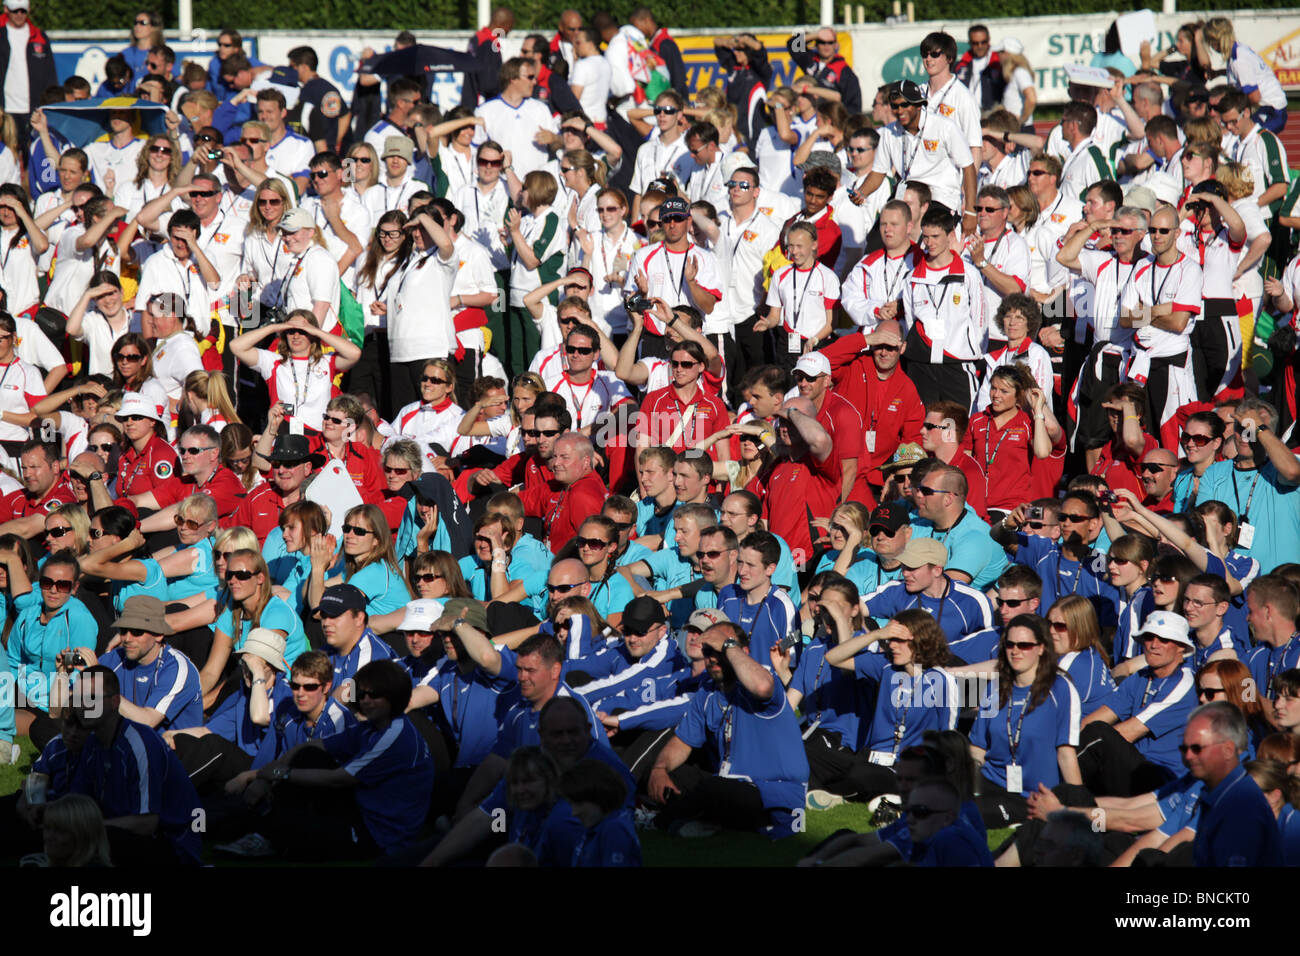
398, 598, 445, 632
1190, 180, 1229, 202
794, 352, 831, 379
898, 538, 947, 569
659, 196, 690, 219
686, 608, 731, 631
1121, 185, 1157, 215
721, 153, 758, 180
116, 392, 164, 423
318, 584, 368, 617
278, 207, 315, 232
799, 149, 841, 177
998, 37, 1024, 55
4, 1, 28, 10
881, 442, 926, 473
893, 79, 926, 105
868, 502, 909, 535
241, 628, 288, 672
622, 596, 667, 634
382, 135, 415, 163
1135, 610, 1193, 648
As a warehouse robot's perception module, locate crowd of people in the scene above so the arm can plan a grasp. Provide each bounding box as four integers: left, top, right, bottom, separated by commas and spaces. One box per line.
0, 1, 1293, 868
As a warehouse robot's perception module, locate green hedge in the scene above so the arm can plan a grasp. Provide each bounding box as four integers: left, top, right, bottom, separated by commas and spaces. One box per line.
37, 0, 1300, 31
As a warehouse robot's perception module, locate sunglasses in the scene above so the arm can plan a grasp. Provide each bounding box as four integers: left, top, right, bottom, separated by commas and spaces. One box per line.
791, 370, 821, 383
413, 572, 444, 584
1149, 227, 1176, 236
1197, 686, 1227, 700
645, 219, 662, 229
383, 465, 411, 475
920, 422, 946, 431
670, 359, 699, 369
661, 214, 690, 224
523, 428, 561, 438
289, 681, 322, 692
356, 688, 381, 701
1049, 620, 1070, 633
225, 569, 257, 581
547, 581, 580, 593
422, 375, 452, 385
1106, 556, 1130, 566
1181, 433, 1214, 448
596, 206, 622, 213
88, 442, 118, 454
322, 414, 350, 426
608, 520, 634, 533
996, 597, 1030, 608
179, 446, 216, 456
916, 486, 946, 497
974, 205, 1005, 213
1109, 227, 1139, 236
1026, 521, 1051, 530
1060, 513, 1092, 524
135, 17, 154, 25
560, 166, 576, 174
196, 134, 219, 142
45, 526, 74, 539
724, 180, 753, 190
477, 158, 503, 168
149, 145, 173, 155
39, 577, 74, 593
190, 189, 220, 198
89, 528, 108, 539
378, 229, 403, 239
654, 106, 679, 115
698, 548, 730, 560
564, 345, 596, 356
216, 551, 240, 562
576, 536, 612, 549
311, 170, 334, 180
274, 458, 311, 469
257, 197, 284, 206
847, 146, 872, 154
1140, 463, 1174, 474
1178, 741, 1224, 755
174, 516, 208, 532
239, 137, 265, 147
1004, 639, 1040, 650
342, 524, 374, 536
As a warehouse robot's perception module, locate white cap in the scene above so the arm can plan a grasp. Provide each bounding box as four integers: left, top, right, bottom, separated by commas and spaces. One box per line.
998, 37, 1024, 55
399, 598, 446, 632
794, 352, 831, 378
4, 1, 29, 10
115, 392, 164, 423
1135, 610, 1193, 648
721, 152, 758, 182
1144, 171, 1181, 207
1064, 64, 1113, 89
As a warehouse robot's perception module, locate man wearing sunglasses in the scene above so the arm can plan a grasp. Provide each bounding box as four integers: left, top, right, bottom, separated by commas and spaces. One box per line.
545, 322, 631, 434
301, 151, 370, 287
997, 490, 1115, 612
231, 433, 319, 545
1079, 610, 1196, 796
527, 273, 601, 379
786, 27, 861, 115
1136, 448, 1178, 514
628, 91, 690, 223
135, 424, 246, 532
1184, 701, 1283, 867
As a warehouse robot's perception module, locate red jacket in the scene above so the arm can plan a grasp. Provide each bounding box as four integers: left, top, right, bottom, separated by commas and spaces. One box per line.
0, 472, 76, 523
154, 466, 246, 520
226, 482, 288, 544
307, 437, 385, 505
544, 470, 608, 554
763, 448, 841, 567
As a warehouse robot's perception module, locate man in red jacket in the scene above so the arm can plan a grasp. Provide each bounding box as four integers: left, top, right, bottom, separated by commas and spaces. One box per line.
760, 396, 839, 574
819, 318, 924, 501
544, 432, 608, 554
227, 433, 319, 544
792, 351, 860, 504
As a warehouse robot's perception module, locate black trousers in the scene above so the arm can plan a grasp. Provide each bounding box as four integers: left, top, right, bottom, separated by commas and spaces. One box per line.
1076, 721, 1174, 797
730, 314, 766, 401
656, 764, 769, 831
263, 747, 381, 862
974, 776, 1030, 828
638, 330, 668, 361
1003, 782, 1132, 865
1193, 298, 1237, 400
345, 330, 393, 419
612, 726, 677, 787
174, 732, 253, 795
1141, 351, 1190, 430
902, 358, 979, 409
1072, 344, 1123, 452
803, 727, 886, 798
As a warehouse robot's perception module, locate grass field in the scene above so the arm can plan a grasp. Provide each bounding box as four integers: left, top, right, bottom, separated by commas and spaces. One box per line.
4, 735, 1011, 866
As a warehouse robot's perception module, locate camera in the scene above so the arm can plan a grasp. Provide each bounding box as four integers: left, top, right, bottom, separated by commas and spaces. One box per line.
1099, 490, 1118, 505
206, 147, 224, 162
1027, 505, 1043, 522
281, 404, 295, 417
69, 651, 85, 668
623, 292, 653, 314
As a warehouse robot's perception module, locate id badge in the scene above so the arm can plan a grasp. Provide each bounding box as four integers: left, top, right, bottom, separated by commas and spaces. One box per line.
868, 751, 896, 767
1238, 522, 1255, 549
1006, 763, 1023, 794
787, 331, 801, 354
865, 430, 877, 453
718, 759, 731, 776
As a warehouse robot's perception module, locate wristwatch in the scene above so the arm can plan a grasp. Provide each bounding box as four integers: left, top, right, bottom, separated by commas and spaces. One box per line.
721, 638, 740, 651
270, 766, 290, 782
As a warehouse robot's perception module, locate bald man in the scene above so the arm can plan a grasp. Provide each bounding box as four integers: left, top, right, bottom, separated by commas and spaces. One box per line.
547, 557, 592, 614
545, 434, 609, 554
1139, 448, 1178, 513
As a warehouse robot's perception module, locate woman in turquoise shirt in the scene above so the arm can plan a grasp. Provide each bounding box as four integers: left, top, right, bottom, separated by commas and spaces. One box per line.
8, 552, 98, 741
203, 550, 308, 711
308, 504, 412, 620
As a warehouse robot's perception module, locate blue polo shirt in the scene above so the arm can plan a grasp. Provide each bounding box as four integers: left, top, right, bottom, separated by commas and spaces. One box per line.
573, 636, 688, 710
970, 675, 1081, 795
862, 577, 998, 663
418, 662, 515, 768
909, 817, 994, 866
214, 595, 309, 667
718, 583, 798, 663
346, 561, 412, 617
1155, 773, 1205, 837
1111, 586, 1157, 662
1192, 627, 1251, 672
323, 716, 436, 852
99, 644, 204, 731
789, 638, 869, 750
1199, 461, 1300, 577
459, 549, 550, 607
328, 629, 398, 686
251, 697, 357, 769
66, 718, 202, 864
586, 571, 638, 621
910, 508, 1009, 589
204, 676, 294, 756
816, 547, 903, 601
163, 538, 218, 603
1100, 664, 1197, 775
492, 651, 603, 756
1013, 534, 1118, 621
1173, 460, 1232, 512
674, 679, 809, 814
1192, 763, 1284, 867
855, 652, 959, 758
1058, 647, 1117, 712
608, 668, 711, 731
1247, 634, 1300, 700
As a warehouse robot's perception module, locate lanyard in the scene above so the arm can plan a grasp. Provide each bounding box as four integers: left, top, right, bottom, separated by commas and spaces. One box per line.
720, 701, 734, 764
983, 415, 1019, 471
663, 243, 689, 300
1232, 468, 1261, 522
1150, 258, 1176, 307
1005, 691, 1030, 760
284, 357, 316, 409
729, 210, 761, 260
891, 670, 912, 755
561, 373, 596, 428
880, 253, 908, 301
0, 357, 17, 395
899, 124, 923, 183
785, 266, 816, 334
1140, 672, 1165, 709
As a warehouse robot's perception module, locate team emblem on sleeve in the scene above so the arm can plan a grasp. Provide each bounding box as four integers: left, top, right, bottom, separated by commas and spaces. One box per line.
154, 461, 173, 479
321, 91, 342, 118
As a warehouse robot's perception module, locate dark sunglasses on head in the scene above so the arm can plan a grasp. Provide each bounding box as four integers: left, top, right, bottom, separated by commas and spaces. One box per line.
40, 576, 74, 593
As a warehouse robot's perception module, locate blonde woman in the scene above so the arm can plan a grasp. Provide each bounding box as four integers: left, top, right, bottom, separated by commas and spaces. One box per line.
345, 142, 381, 203
999, 39, 1038, 129
183, 369, 240, 433
561, 148, 605, 264
115, 132, 182, 224
1202, 17, 1287, 132
577, 186, 640, 336
307, 503, 411, 619
274, 207, 341, 334
43, 504, 91, 559
235, 177, 294, 314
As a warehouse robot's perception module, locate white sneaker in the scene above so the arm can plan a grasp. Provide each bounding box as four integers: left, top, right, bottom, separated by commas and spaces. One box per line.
215, 832, 275, 858
806, 789, 845, 810
0, 743, 18, 766
633, 807, 659, 830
